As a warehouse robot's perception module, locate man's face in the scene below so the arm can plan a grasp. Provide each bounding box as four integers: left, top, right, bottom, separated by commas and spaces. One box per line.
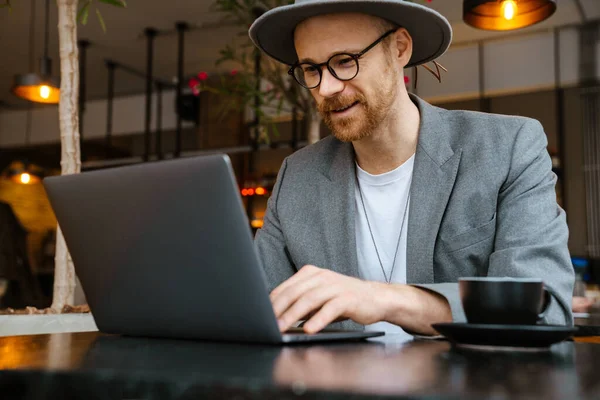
294, 13, 401, 142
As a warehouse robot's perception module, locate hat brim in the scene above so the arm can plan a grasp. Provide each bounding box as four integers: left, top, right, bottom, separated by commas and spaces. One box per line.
249, 0, 452, 68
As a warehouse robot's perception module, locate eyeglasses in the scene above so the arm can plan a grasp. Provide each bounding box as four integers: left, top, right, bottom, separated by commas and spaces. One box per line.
288, 29, 397, 90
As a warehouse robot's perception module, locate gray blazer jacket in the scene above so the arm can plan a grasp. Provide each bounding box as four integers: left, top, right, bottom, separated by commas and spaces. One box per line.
255, 94, 574, 329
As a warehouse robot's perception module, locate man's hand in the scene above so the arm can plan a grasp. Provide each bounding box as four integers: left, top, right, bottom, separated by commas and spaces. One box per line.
271, 265, 453, 335
270, 265, 387, 334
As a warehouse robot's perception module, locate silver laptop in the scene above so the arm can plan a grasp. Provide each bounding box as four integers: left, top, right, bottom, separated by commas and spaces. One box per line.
43, 154, 384, 344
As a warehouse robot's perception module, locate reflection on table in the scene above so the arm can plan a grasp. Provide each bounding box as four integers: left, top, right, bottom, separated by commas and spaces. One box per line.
0, 331, 599, 399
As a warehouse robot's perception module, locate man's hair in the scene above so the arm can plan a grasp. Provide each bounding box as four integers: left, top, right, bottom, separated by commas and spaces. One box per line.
374, 18, 399, 58
375, 18, 399, 35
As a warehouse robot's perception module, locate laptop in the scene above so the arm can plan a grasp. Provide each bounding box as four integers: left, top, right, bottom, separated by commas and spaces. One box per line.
43, 154, 384, 344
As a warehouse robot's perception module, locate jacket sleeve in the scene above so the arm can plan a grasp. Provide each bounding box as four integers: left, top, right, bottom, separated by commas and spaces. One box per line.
416, 119, 574, 326
254, 158, 297, 293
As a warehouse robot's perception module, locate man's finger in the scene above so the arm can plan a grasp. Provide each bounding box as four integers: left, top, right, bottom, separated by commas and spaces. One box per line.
271, 274, 323, 318
271, 273, 327, 318
278, 286, 337, 332
270, 265, 321, 300
302, 297, 348, 334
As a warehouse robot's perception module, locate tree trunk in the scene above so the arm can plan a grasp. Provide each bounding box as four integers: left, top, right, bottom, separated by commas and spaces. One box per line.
306, 107, 321, 145
51, 0, 81, 312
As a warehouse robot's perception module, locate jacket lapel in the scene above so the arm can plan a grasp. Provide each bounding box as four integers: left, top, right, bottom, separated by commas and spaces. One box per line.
317, 141, 359, 278
406, 95, 462, 284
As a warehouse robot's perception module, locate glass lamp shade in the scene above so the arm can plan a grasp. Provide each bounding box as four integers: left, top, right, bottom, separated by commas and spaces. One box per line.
463, 0, 557, 31
11, 73, 60, 104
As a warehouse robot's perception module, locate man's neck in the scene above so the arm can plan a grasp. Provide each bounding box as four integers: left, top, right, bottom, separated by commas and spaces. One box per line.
352, 92, 420, 175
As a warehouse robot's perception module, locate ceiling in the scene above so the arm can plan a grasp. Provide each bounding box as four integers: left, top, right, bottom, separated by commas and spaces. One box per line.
0, 0, 598, 109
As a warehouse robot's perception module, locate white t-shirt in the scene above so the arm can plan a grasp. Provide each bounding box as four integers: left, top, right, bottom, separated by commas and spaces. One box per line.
355, 154, 414, 337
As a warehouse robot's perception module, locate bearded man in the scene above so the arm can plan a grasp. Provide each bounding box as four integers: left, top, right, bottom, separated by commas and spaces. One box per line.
249, 0, 574, 337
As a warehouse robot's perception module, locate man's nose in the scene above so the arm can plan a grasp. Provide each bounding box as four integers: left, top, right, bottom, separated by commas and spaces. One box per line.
318, 68, 344, 98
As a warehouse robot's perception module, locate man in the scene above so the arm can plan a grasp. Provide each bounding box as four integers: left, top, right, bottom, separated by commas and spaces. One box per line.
249, 0, 574, 337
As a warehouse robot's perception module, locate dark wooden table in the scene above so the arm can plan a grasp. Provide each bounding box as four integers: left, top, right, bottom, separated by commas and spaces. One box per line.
0, 331, 599, 400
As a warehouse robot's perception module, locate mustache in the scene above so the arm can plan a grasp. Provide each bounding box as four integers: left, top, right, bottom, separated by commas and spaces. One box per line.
318, 94, 367, 113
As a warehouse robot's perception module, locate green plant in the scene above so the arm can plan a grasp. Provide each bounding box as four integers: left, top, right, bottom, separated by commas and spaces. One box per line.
186, 0, 313, 144
77, 0, 127, 33
2, 0, 126, 32
194, 0, 436, 144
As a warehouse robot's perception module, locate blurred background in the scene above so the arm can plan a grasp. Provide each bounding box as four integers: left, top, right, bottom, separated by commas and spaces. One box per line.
0, 0, 599, 309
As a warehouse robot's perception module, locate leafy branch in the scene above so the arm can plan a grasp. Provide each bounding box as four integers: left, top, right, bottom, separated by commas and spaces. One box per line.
1, 0, 127, 28
193, 0, 434, 142
194, 0, 313, 141
77, 0, 127, 33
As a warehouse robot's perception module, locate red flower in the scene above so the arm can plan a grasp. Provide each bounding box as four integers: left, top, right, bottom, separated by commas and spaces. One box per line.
188, 77, 199, 89
404, 76, 410, 84
197, 71, 208, 81
230, 70, 238, 76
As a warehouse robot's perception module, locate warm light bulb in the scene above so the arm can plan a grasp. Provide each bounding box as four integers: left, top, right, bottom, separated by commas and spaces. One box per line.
40, 85, 51, 99
501, 0, 517, 21
20, 173, 31, 184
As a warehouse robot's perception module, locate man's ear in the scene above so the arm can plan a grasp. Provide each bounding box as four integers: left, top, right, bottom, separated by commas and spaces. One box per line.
394, 28, 413, 68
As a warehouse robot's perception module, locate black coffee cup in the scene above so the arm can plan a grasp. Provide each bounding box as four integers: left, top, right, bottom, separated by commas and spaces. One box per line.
459, 277, 549, 325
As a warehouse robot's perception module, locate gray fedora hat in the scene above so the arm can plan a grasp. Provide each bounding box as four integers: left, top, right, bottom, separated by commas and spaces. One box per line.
249, 0, 452, 68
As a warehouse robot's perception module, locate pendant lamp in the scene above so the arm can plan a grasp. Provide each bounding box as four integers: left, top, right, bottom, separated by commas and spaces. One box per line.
11, 0, 60, 104
6, 160, 43, 185
463, 0, 557, 31
4, 106, 45, 184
